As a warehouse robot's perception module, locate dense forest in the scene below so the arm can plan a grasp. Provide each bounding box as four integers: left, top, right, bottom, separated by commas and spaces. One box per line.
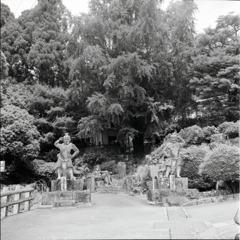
0, 0, 239, 186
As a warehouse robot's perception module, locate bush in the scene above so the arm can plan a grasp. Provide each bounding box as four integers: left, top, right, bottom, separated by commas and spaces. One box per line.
202, 126, 219, 142
0, 105, 40, 160
180, 145, 215, 190
82, 150, 109, 167
179, 125, 204, 145
217, 121, 239, 138
32, 159, 55, 176
199, 144, 240, 193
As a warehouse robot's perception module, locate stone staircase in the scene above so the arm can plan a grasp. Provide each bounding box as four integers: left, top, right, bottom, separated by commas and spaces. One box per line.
96, 178, 126, 194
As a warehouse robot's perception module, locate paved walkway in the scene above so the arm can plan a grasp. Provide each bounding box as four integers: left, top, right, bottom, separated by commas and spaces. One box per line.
1, 192, 239, 239
185, 200, 240, 239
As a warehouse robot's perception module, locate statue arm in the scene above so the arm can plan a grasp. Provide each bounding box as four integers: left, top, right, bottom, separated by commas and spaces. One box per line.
162, 143, 170, 157
177, 135, 185, 144
54, 137, 63, 149
70, 143, 79, 159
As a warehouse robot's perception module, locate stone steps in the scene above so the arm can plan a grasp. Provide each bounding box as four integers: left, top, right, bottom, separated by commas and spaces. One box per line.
53, 200, 76, 208
96, 186, 124, 194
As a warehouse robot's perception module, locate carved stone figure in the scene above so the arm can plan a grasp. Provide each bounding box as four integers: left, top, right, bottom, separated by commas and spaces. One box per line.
93, 165, 112, 185
161, 132, 185, 178
54, 133, 80, 180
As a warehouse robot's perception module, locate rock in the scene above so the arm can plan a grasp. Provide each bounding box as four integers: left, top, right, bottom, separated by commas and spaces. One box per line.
117, 161, 126, 179
137, 165, 150, 182
112, 164, 119, 174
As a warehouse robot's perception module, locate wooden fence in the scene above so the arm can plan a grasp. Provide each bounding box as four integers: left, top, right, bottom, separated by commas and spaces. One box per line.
1, 186, 34, 219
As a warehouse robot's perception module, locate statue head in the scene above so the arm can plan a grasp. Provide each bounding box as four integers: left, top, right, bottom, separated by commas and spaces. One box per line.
63, 133, 71, 145
170, 132, 178, 143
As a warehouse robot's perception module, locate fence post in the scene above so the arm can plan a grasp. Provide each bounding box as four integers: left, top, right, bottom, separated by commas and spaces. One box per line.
1, 186, 8, 219
24, 185, 32, 211
13, 185, 21, 214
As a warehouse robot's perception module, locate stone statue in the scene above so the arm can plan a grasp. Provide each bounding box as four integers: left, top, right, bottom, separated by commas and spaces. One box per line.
54, 133, 80, 180
93, 165, 112, 185
161, 132, 185, 178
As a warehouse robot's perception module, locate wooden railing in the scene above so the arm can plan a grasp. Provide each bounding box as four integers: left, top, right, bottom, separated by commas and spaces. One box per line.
1, 187, 34, 218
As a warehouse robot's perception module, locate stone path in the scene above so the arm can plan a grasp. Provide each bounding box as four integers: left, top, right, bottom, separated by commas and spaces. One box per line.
154, 206, 209, 239
1, 193, 170, 240
1, 192, 238, 239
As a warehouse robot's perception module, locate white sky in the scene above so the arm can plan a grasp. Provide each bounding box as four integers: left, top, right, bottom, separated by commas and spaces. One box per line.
1, 0, 240, 33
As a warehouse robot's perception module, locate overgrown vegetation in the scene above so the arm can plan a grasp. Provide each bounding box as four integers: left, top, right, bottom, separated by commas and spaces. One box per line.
0, 0, 239, 186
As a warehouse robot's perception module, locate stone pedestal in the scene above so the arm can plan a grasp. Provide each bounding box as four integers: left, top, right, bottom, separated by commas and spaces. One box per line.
86, 175, 95, 193
51, 179, 84, 191
158, 177, 188, 190
147, 179, 158, 190
147, 177, 199, 206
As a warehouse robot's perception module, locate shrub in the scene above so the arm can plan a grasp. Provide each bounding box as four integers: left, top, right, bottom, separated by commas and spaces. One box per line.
199, 144, 240, 193
82, 150, 109, 167
0, 105, 40, 160
217, 121, 239, 138
179, 125, 204, 145
32, 159, 55, 176
202, 126, 219, 142
180, 145, 215, 190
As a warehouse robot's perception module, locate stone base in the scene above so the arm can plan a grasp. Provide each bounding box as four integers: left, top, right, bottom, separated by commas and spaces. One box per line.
51, 179, 84, 191
158, 177, 188, 190
147, 188, 199, 206
42, 190, 91, 206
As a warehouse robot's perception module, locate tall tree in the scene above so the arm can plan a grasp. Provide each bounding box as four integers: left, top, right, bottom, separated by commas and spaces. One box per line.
20, 0, 71, 87
1, 3, 30, 82
190, 12, 240, 126
70, 0, 197, 152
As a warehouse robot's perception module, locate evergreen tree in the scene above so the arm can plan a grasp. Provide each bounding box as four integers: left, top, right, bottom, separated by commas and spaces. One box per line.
70, 0, 197, 152
190, 13, 240, 126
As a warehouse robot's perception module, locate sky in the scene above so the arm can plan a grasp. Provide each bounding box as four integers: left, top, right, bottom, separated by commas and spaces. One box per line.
1, 0, 240, 33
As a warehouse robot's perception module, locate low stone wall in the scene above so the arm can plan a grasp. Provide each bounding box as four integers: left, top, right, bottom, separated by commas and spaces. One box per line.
147, 188, 239, 207
182, 193, 240, 207
42, 190, 91, 205
147, 188, 200, 206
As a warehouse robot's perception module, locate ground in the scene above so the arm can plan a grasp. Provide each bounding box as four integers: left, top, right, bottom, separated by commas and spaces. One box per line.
1, 192, 239, 239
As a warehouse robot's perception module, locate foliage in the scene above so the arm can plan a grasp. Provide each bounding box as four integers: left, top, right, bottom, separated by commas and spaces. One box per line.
71, 0, 197, 152
32, 159, 55, 176
217, 120, 239, 138
179, 125, 204, 145
190, 13, 240, 126
82, 150, 109, 167
199, 144, 240, 185
0, 105, 40, 160
180, 145, 214, 190
202, 126, 219, 142
0, 50, 9, 79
